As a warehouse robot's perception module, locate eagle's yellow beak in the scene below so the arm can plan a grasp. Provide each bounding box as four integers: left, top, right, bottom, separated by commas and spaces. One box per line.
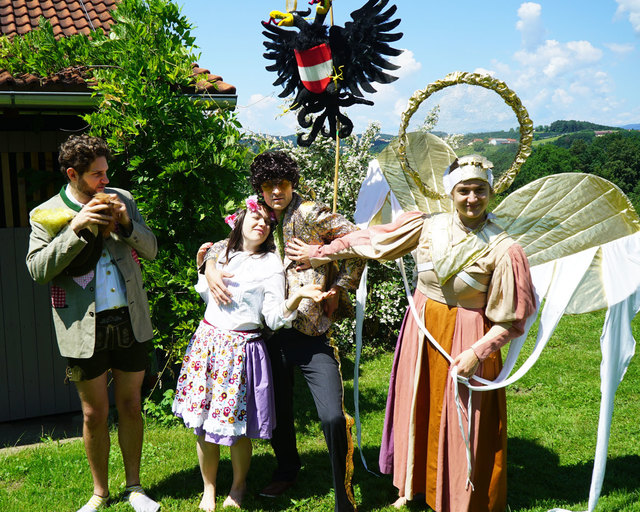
316, 0, 332, 15
269, 10, 294, 27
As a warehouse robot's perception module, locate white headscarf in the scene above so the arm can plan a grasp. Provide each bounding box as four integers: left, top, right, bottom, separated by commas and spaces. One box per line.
442, 154, 494, 195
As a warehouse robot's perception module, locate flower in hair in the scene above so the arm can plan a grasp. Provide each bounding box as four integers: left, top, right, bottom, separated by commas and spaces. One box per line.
245, 195, 259, 212
224, 213, 238, 229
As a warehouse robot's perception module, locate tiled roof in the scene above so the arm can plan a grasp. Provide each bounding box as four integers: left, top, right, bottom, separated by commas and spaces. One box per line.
0, 64, 237, 94
191, 65, 236, 95
0, 0, 116, 38
0, 67, 92, 92
0, 1, 236, 95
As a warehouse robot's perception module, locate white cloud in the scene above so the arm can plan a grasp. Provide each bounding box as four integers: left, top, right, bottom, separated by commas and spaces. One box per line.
245, 93, 277, 111
394, 97, 409, 118
403, 84, 517, 134
552, 88, 573, 107
473, 67, 496, 77
487, 3, 630, 130
516, 2, 545, 49
604, 42, 635, 55
389, 49, 422, 79
615, 0, 640, 34
514, 39, 602, 78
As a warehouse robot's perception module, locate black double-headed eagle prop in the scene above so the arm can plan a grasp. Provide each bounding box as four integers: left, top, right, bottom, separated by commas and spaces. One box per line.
262, 0, 403, 146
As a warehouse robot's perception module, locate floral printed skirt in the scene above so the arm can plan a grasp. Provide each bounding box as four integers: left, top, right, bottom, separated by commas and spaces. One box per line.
172, 320, 275, 446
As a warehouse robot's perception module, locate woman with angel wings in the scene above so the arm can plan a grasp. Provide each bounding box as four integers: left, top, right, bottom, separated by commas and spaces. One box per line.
289, 70, 640, 511
286, 154, 536, 511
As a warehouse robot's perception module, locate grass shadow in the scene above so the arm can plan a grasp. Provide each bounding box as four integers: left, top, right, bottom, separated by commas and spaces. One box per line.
145, 441, 404, 511
508, 437, 640, 509
147, 448, 346, 511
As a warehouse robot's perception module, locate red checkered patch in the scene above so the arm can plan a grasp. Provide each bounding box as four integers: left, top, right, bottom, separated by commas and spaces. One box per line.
51, 285, 66, 308
73, 270, 95, 289
131, 249, 140, 266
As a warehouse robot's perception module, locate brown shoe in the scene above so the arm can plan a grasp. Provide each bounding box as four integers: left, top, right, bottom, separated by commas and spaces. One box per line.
259, 480, 295, 498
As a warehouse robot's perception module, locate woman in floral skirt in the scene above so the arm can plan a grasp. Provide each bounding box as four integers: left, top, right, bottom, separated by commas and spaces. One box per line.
173, 196, 324, 511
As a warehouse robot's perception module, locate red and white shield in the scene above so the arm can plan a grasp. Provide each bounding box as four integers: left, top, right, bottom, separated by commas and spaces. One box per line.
294, 43, 333, 94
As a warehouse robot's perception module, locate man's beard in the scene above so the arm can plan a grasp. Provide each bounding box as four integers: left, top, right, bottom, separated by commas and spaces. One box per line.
76, 176, 102, 198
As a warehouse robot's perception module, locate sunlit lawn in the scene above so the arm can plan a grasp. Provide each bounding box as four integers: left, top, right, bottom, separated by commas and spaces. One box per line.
1, 311, 638, 511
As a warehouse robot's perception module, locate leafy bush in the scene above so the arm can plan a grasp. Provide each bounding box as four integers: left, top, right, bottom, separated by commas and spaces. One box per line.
143, 389, 181, 427
83, 0, 249, 366
2, 1, 249, 384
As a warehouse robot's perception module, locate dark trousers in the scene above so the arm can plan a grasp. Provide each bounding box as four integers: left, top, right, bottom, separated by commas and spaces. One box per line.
267, 328, 355, 512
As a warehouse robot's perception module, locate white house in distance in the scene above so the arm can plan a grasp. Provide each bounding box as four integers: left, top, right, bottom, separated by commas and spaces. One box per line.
488, 138, 518, 145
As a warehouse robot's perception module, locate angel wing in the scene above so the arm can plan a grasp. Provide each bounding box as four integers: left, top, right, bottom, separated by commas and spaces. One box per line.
330, 0, 403, 98
262, 21, 300, 98
355, 131, 640, 512
375, 131, 455, 215
493, 173, 640, 265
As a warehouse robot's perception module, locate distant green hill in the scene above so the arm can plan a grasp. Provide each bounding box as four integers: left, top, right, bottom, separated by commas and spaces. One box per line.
263, 120, 636, 152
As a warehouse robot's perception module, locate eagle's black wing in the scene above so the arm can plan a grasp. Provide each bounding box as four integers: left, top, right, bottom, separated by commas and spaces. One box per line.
330, 0, 403, 98
262, 21, 301, 99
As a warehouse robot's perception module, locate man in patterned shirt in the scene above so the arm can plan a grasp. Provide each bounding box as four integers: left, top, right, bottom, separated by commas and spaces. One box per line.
203, 151, 364, 512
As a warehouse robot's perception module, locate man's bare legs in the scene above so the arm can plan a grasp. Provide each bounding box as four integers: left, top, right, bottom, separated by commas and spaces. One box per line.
75, 369, 157, 512
223, 437, 252, 508
112, 369, 145, 486
75, 372, 111, 499
197, 435, 220, 511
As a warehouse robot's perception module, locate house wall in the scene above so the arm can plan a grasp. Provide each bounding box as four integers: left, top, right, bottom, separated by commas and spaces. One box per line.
1, 129, 69, 228
0, 228, 80, 422
1, 123, 82, 421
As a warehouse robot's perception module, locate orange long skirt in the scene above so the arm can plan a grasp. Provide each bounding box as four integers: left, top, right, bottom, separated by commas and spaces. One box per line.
381, 292, 507, 512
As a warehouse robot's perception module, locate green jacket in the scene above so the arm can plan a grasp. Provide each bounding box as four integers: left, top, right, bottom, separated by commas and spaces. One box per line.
26, 186, 157, 359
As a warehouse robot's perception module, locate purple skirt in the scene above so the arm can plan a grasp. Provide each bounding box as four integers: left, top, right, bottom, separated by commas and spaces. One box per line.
172, 320, 275, 446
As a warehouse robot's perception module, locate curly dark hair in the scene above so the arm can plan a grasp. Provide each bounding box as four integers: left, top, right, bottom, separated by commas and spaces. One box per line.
249, 151, 300, 193
58, 134, 111, 180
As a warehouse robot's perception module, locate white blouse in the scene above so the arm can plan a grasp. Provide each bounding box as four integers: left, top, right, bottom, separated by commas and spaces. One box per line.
195, 249, 295, 331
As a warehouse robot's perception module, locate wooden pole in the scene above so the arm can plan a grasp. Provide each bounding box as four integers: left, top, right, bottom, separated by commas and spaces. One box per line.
330, 2, 339, 213
332, 125, 340, 213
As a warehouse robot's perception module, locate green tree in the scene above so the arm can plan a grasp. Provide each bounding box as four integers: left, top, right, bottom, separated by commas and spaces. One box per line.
83, 0, 248, 365
510, 144, 579, 191
472, 140, 485, 152
2, 0, 248, 370
555, 131, 595, 149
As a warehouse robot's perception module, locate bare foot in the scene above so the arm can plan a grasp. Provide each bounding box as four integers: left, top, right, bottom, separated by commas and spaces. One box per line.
392, 496, 408, 509
222, 486, 246, 508
199, 485, 216, 511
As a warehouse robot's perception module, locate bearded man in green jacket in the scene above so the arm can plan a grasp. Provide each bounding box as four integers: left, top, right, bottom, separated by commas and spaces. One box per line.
26, 135, 159, 512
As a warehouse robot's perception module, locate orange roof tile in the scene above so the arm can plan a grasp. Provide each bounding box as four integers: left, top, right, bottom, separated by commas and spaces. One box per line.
0, 0, 117, 38
0, 1, 236, 96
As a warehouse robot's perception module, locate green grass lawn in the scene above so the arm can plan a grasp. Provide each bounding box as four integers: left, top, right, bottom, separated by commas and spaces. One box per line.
1, 311, 639, 511
532, 135, 564, 146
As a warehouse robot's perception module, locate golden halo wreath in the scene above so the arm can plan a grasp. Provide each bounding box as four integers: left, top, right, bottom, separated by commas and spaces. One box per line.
397, 71, 534, 199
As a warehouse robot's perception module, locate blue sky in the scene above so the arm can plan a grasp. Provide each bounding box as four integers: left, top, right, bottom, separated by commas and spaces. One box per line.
178, 0, 640, 135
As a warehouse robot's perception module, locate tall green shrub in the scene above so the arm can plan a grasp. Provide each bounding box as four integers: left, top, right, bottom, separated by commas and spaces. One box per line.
1, 0, 249, 371
83, 0, 249, 364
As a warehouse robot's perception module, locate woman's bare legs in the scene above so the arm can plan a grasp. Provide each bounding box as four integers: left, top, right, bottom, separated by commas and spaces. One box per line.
222, 437, 252, 508
197, 435, 220, 511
